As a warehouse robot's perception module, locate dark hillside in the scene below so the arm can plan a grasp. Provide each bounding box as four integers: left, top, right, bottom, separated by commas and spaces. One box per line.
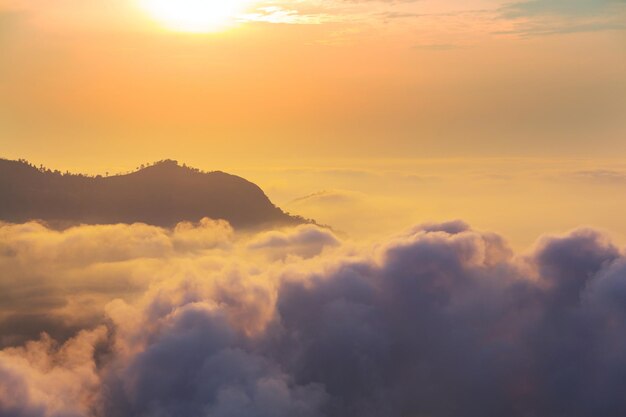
0, 159, 304, 229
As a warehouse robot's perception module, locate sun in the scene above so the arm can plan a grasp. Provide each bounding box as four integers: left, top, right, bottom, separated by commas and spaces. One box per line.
138, 0, 253, 33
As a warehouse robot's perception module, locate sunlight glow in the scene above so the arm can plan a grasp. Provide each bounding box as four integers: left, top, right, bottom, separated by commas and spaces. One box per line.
139, 0, 253, 32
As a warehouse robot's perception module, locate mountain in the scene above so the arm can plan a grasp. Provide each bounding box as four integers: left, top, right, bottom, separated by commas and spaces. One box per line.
0, 158, 305, 229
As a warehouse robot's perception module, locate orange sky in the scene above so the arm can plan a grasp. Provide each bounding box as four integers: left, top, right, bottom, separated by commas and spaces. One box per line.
1, 0, 624, 168
1, 0, 626, 247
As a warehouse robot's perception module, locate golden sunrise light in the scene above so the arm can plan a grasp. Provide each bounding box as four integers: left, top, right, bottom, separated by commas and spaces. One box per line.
1, 0, 626, 416
138, 0, 253, 32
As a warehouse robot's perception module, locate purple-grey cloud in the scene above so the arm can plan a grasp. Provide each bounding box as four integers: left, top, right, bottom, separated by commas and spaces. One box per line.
1, 220, 626, 416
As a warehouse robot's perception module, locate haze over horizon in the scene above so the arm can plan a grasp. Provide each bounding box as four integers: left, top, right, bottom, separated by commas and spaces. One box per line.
3, 155, 625, 250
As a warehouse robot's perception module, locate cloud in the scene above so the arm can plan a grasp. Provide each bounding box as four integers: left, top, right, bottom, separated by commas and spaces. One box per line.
0, 326, 108, 417
283, 189, 412, 239
2, 0, 342, 29
0, 219, 234, 347
501, 0, 626, 18
241, 6, 336, 25
1, 219, 626, 416
568, 169, 626, 184
499, 0, 626, 35
289, 190, 364, 205
248, 224, 340, 259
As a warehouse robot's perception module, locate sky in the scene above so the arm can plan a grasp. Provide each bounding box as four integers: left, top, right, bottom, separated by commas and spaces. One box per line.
1, 0, 624, 165
1, 0, 625, 247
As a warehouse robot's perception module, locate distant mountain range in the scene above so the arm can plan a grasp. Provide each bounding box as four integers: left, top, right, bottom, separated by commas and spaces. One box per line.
0, 158, 306, 229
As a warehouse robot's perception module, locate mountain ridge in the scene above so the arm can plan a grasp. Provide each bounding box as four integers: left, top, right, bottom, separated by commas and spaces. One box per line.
0, 158, 307, 229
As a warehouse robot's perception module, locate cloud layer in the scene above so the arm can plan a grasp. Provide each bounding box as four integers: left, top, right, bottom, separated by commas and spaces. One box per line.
1, 219, 626, 416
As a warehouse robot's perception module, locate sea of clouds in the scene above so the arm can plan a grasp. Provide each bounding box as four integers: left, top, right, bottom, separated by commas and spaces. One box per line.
1, 218, 626, 417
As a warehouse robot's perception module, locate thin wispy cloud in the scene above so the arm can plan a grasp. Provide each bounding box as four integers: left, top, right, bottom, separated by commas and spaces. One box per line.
241, 6, 337, 24
499, 0, 626, 34
501, 0, 626, 17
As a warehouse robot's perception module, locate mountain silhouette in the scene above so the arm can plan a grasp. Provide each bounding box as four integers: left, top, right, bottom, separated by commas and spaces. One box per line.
0, 158, 306, 229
